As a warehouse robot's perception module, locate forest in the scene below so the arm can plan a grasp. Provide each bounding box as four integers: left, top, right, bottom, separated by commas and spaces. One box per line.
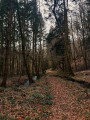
0, 0, 90, 119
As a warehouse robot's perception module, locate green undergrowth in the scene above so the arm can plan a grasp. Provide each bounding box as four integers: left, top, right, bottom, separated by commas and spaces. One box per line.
0, 114, 7, 120
44, 92, 53, 105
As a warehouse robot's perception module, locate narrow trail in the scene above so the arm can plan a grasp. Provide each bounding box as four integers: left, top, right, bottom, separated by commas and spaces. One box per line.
0, 70, 89, 119
46, 70, 90, 120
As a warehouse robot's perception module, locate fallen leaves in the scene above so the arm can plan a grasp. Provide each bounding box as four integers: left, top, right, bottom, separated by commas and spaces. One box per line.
47, 70, 90, 120
0, 76, 52, 120
0, 70, 90, 119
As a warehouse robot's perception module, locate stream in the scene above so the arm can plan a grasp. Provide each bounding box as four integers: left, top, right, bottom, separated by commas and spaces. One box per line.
24, 76, 37, 87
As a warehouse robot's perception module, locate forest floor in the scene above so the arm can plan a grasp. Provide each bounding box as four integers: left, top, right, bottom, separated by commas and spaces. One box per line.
0, 69, 90, 120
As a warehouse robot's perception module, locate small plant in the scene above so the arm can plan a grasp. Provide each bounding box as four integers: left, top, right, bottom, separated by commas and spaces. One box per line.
13, 86, 18, 91
44, 99, 52, 105
10, 99, 16, 104
21, 115, 25, 118
42, 110, 51, 118
0, 94, 5, 98
18, 100, 24, 105
44, 92, 52, 105
32, 87, 36, 90
7, 96, 16, 104
0, 114, 7, 120
32, 91, 43, 99
45, 92, 52, 100
77, 96, 81, 102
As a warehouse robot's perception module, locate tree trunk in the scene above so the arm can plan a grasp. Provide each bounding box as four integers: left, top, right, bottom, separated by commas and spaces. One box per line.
63, 0, 74, 76
1, 0, 12, 87
16, 0, 34, 84
80, 10, 88, 69
70, 17, 77, 71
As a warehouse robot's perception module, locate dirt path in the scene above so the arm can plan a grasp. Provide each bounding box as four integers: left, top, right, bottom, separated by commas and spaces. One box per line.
0, 70, 90, 119
46, 70, 90, 120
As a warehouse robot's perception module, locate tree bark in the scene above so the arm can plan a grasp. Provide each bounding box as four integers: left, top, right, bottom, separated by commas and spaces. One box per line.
52, 0, 74, 76
16, 0, 34, 84
1, 0, 12, 87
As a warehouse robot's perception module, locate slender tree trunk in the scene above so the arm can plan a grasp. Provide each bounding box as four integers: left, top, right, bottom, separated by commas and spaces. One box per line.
71, 17, 77, 71
12, 14, 16, 75
1, 0, 12, 87
32, 19, 35, 75
0, 15, 4, 76
80, 11, 88, 69
39, 22, 42, 74
16, 0, 34, 83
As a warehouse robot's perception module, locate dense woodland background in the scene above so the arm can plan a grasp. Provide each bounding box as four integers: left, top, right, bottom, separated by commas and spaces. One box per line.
0, 0, 90, 119
0, 0, 90, 87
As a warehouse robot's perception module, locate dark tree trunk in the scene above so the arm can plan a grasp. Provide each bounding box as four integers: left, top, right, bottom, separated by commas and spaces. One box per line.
52, 0, 74, 76
16, 0, 34, 84
1, 0, 12, 87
